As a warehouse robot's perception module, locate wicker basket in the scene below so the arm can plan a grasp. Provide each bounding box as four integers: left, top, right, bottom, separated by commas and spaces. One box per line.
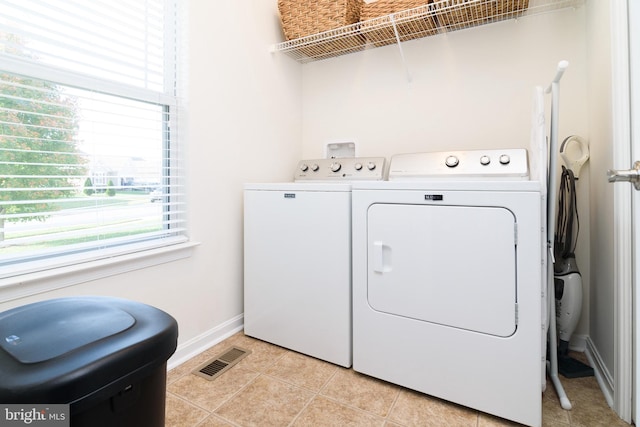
434, 0, 530, 29
278, 0, 364, 40
360, 1, 437, 47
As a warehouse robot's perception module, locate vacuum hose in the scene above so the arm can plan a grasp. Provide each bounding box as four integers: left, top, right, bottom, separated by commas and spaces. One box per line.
555, 166, 579, 260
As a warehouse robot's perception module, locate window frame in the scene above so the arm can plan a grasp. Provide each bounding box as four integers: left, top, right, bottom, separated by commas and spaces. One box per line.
0, 0, 191, 291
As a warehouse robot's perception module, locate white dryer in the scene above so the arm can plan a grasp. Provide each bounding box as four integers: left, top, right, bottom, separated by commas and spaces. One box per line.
351, 149, 545, 427
244, 157, 385, 368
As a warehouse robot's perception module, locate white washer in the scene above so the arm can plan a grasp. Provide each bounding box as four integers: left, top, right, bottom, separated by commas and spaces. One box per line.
243, 157, 385, 367
351, 149, 545, 427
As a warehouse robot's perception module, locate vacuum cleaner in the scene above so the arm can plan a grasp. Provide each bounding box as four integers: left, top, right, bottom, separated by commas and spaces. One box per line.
553, 136, 593, 378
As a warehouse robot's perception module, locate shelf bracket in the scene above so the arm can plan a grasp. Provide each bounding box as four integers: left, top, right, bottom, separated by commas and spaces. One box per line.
390, 14, 412, 83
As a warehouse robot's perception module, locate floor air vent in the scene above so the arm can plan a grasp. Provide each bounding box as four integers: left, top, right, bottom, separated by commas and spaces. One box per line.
192, 346, 251, 381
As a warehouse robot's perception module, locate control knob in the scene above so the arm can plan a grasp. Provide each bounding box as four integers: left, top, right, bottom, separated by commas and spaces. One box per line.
499, 154, 511, 165
354, 163, 363, 171
367, 162, 376, 170
445, 155, 459, 168
311, 164, 319, 172
300, 163, 309, 172
330, 162, 342, 172
480, 155, 491, 166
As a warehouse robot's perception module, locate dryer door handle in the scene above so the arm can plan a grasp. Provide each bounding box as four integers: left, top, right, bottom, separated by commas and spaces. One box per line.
372, 241, 392, 273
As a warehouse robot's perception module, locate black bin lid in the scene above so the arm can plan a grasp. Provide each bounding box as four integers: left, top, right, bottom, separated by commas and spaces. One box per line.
0, 296, 178, 406
1, 299, 136, 364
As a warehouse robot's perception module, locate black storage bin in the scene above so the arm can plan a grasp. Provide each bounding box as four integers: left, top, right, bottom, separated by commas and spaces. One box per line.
0, 296, 178, 427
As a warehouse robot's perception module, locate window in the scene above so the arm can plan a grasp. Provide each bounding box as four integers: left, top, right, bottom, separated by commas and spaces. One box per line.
0, 0, 186, 279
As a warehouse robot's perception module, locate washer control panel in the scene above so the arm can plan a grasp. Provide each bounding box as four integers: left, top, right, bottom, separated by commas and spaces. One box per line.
389, 149, 529, 180
294, 157, 386, 181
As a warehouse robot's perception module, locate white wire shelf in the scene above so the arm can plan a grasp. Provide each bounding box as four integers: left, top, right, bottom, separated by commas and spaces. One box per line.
272, 0, 585, 64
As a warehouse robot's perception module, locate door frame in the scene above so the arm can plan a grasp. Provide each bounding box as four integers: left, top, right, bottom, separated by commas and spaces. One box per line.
628, 0, 640, 422
611, 0, 633, 423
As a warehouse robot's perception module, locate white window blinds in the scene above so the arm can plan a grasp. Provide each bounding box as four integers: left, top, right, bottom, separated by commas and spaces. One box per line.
0, 0, 186, 277
1, 0, 170, 94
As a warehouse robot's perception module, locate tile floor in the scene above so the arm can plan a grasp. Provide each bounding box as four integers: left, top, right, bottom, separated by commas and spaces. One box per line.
166, 332, 630, 427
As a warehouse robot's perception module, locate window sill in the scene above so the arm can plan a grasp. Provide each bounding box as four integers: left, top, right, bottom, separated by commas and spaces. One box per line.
0, 241, 200, 303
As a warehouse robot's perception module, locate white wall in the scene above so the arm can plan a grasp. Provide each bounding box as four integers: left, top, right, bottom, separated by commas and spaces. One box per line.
302, 8, 588, 160
301, 6, 592, 340
585, 0, 616, 385
0, 0, 302, 365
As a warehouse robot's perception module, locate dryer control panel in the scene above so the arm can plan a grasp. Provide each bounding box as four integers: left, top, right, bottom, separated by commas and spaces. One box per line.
294, 157, 386, 181
388, 149, 529, 181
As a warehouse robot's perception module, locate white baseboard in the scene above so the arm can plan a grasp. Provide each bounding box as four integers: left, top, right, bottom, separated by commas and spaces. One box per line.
167, 314, 244, 370
584, 336, 615, 408
568, 333, 589, 352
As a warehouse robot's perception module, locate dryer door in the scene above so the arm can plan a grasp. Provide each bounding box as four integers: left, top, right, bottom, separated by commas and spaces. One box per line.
367, 203, 517, 337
